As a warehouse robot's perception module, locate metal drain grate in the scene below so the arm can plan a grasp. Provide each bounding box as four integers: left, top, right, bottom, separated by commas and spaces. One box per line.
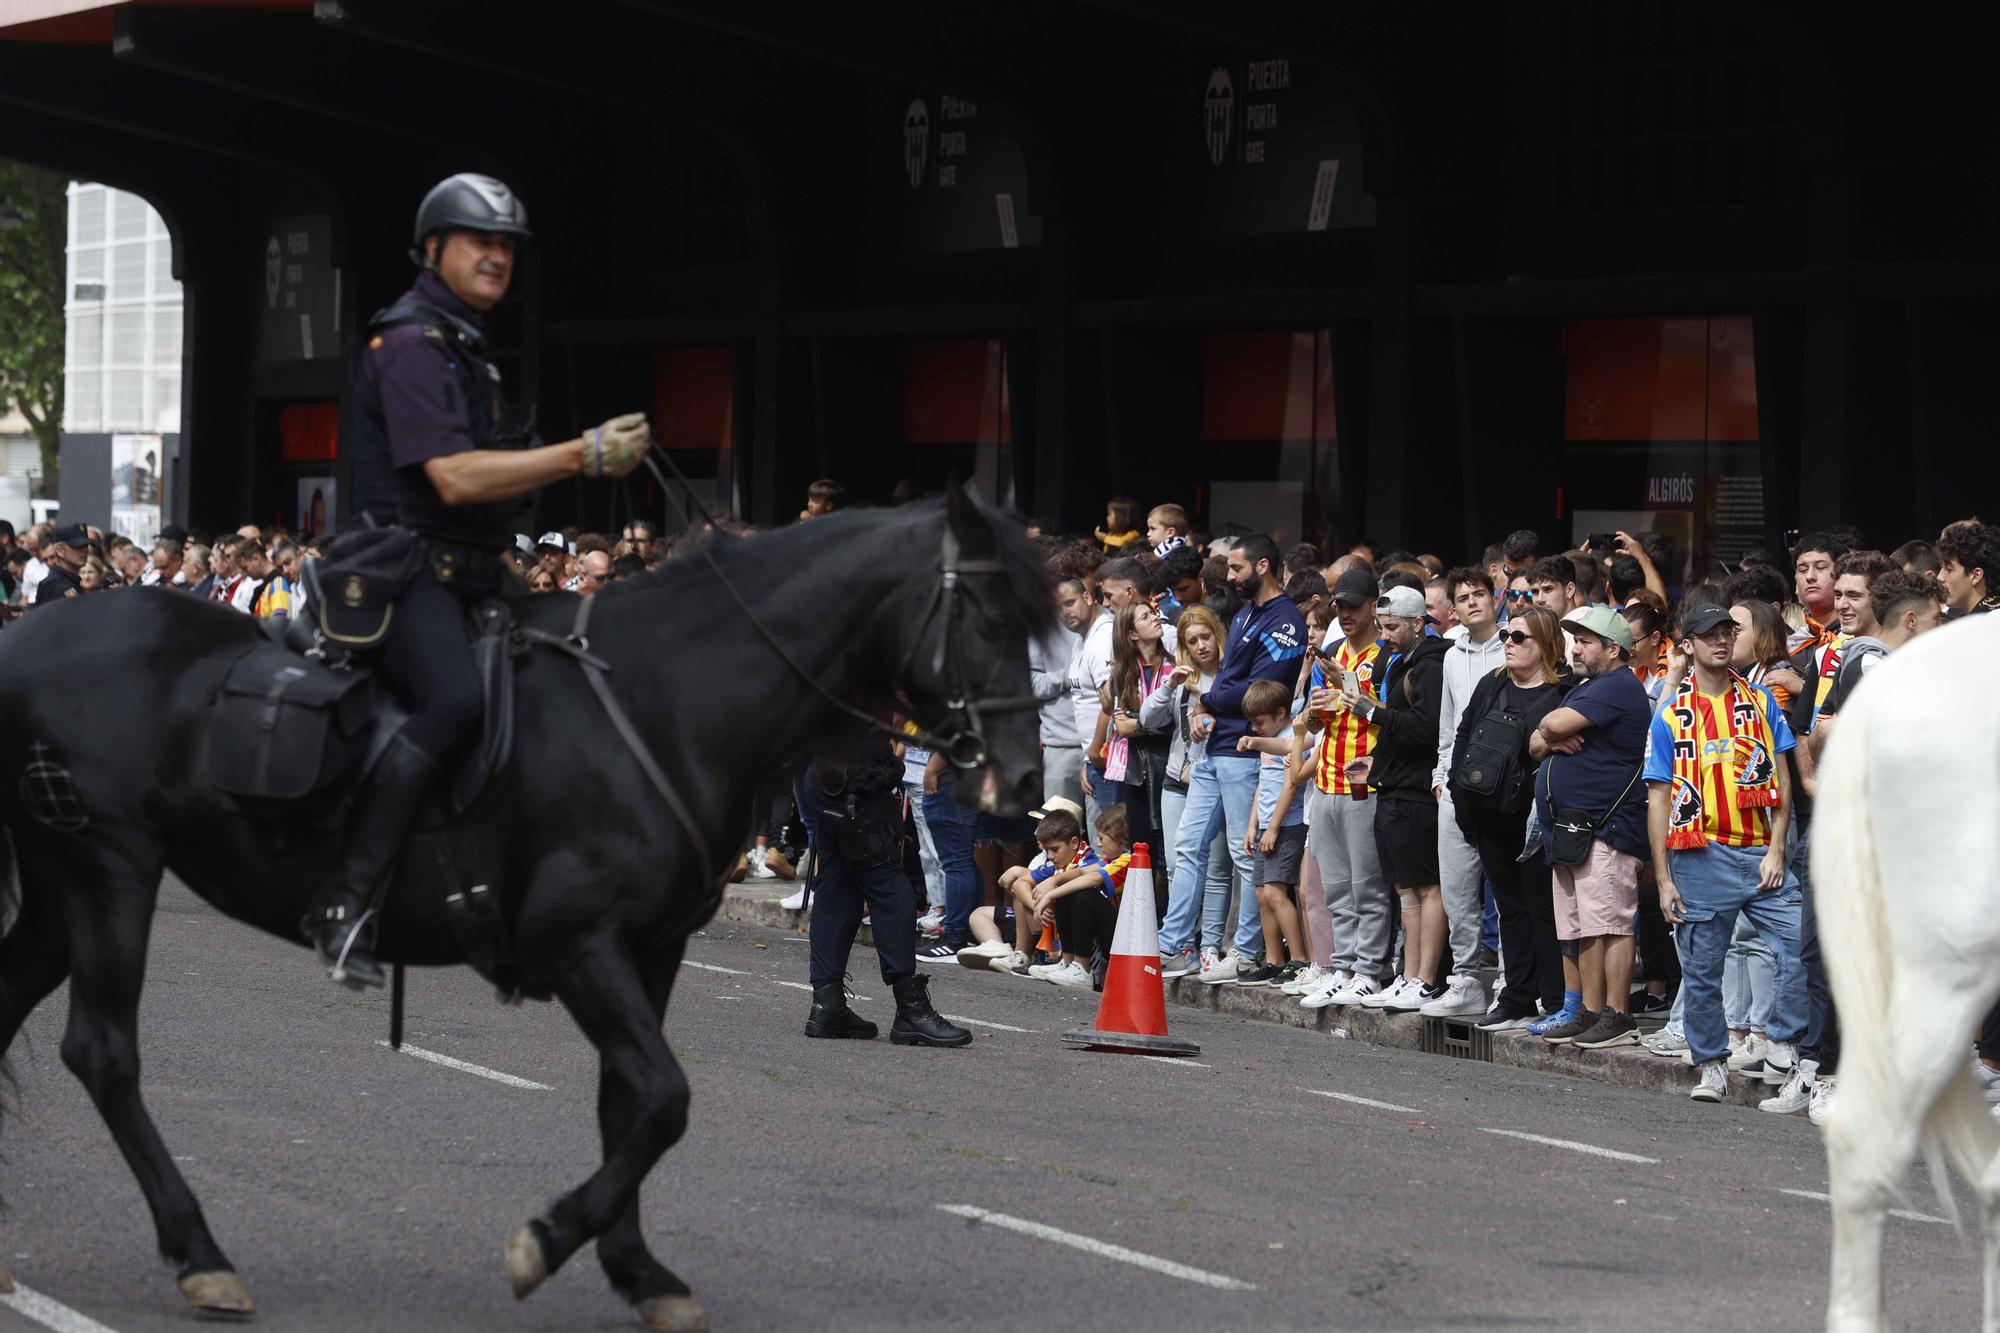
1421, 1018, 1493, 1062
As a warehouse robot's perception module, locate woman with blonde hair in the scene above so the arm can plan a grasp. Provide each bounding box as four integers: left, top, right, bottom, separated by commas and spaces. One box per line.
1142, 603, 1231, 978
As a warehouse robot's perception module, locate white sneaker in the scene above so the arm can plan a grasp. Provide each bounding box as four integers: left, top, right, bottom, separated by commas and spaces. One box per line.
1807, 1076, 1836, 1126
1760, 1039, 1799, 1086
1329, 974, 1381, 1006
1028, 958, 1070, 980
1197, 952, 1241, 986
916, 907, 945, 935
1297, 969, 1349, 1008
777, 886, 808, 910
1975, 1060, 2000, 1105
746, 846, 778, 880
1690, 1059, 1730, 1103
1379, 979, 1437, 1012
1046, 960, 1093, 989
1643, 1025, 1689, 1058
1358, 977, 1415, 1009
956, 940, 1009, 963
1726, 1033, 1767, 1071
988, 949, 1028, 975
1419, 974, 1487, 1018
1759, 1059, 1816, 1114
1282, 964, 1329, 996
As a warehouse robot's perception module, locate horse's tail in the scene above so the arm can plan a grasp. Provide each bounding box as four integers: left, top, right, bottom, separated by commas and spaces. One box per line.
1813, 685, 1984, 1227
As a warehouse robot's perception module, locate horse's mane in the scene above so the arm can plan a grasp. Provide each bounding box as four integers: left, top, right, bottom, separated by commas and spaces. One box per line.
612, 494, 1054, 634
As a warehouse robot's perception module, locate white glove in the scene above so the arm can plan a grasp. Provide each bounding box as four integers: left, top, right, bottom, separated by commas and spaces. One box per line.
582, 412, 653, 478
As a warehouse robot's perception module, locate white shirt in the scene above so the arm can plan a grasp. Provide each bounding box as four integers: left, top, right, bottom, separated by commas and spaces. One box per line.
20, 556, 47, 603
1066, 612, 1114, 757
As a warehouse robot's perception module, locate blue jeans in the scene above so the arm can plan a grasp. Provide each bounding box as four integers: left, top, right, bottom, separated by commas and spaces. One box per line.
1161, 774, 1239, 957
1162, 753, 1258, 958
1670, 840, 1805, 1068
1722, 914, 1774, 1032
1793, 828, 1838, 1072
904, 780, 944, 909
922, 778, 981, 948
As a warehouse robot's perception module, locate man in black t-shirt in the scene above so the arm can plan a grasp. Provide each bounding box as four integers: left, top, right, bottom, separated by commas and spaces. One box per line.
1530, 606, 1651, 1049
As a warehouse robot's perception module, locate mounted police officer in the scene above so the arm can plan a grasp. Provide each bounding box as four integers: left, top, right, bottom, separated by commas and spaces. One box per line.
306, 172, 652, 988
801, 733, 971, 1047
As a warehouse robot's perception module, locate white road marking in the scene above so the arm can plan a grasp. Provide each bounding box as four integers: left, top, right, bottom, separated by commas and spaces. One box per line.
1479, 1128, 1659, 1164
1140, 1055, 1211, 1068
1777, 1187, 1950, 1226
2, 1282, 121, 1333
939, 1014, 1039, 1033
683, 960, 749, 975
377, 1041, 552, 1091
774, 979, 872, 999
936, 1205, 1257, 1290
1307, 1089, 1418, 1113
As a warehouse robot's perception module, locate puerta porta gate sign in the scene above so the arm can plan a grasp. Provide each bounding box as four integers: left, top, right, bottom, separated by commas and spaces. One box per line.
257, 214, 337, 364
1197, 57, 1377, 237
897, 91, 1044, 253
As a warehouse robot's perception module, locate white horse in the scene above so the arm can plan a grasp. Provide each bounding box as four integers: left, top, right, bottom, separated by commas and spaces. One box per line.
1815, 609, 2000, 1331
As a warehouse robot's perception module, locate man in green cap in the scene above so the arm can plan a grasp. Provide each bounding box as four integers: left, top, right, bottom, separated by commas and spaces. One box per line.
1525, 605, 1651, 1049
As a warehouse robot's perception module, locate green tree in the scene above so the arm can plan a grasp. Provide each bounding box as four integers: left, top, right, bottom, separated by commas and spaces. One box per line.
0, 159, 66, 493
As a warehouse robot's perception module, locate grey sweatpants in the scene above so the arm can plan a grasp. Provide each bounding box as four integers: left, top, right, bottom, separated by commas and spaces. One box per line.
1437, 792, 1485, 973
1310, 786, 1391, 978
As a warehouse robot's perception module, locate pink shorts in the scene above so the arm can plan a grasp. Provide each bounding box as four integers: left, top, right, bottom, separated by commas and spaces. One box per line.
1552, 839, 1641, 940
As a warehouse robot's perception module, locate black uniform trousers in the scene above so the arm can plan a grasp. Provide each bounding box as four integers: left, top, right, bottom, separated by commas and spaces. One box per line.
375, 561, 484, 762
806, 838, 919, 990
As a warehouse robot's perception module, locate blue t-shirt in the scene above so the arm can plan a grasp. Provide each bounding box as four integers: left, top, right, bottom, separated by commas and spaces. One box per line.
1254, 705, 1307, 829
1535, 666, 1652, 862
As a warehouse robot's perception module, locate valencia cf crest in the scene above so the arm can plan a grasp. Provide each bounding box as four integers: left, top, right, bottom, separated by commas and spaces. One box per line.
1733, 736, 1775, 788
1204, 68, 1234, 166
1670, 775, 1703, 828
903, 98, 930, 189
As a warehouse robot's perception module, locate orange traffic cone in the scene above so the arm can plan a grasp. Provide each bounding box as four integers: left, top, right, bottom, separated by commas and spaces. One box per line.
1061, 844, 1200, 1057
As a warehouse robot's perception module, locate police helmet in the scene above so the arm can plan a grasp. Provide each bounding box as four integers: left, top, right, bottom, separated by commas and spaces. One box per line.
412, 173, 532, 260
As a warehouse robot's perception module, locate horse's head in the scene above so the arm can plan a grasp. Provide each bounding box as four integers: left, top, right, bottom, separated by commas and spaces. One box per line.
895, 484, 1051, 817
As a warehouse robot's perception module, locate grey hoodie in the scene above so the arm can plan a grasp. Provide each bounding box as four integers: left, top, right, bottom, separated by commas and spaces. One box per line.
1432, 627, 1508, 793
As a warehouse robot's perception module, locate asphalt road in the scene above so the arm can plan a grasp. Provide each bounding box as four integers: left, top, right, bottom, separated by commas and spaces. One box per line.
0, 880, 1978, 1332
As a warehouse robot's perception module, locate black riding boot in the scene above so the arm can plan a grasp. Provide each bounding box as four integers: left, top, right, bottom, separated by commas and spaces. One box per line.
303, 734, 441, 990
804, 978, 878, 1040
890, 974, 972, 1047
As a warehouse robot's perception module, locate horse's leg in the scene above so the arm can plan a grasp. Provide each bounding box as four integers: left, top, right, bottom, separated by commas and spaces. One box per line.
47, 841, 250, 1315
507, 930, 692, 1318
594, 940, 706, 1331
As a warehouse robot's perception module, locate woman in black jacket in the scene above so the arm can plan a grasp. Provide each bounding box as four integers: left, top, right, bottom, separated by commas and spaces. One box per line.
1449, 606, 1572, 1028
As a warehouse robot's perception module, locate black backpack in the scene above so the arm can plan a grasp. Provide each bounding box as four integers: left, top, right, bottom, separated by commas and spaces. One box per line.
1451, 680, 1534, 813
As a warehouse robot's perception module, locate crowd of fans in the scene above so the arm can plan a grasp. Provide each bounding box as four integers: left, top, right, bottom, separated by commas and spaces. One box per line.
8, 483, 1998, 1126
866, 492, 2000, 1127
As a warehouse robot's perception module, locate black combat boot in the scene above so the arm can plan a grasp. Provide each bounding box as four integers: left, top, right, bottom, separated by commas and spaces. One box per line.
889, 974, 972, 1048
303, 734, 441, 990
804, 978, 878, 1040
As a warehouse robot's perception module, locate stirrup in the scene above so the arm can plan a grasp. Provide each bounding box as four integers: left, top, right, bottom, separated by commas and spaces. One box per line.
323, 908, 383, 990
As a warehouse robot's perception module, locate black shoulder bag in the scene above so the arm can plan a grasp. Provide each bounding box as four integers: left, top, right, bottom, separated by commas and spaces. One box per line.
1451, 678, 1532, 811
1542, 751, 1645, 866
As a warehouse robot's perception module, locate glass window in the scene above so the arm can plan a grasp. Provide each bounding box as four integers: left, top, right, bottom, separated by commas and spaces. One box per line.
109, 242, 148, 300
64, 370, 102, 432
107, 369, 144, 429
66, 312, 103, 370
151, 308, 183, 364
112, 190, 150, 241
108, 310, 145, 366
153, 373, 182, 433
151, 238, 178, 298
71, 247, 104, 284
72, 187, 106, 247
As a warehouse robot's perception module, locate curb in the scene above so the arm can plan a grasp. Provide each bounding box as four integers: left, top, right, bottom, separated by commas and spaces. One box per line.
710, 885, 1781, 1109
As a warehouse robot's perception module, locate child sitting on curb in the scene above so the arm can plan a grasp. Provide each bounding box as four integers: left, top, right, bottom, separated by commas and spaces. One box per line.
1030, 805, 1134, 989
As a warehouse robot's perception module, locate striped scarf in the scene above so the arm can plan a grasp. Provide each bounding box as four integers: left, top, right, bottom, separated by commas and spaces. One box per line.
1664, 671, 1781, 850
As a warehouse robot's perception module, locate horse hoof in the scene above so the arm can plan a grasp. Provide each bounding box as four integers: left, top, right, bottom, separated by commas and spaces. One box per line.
637, 1294, 709, 1332
506, 1224, 548, 1300
180, 1269, 255, 1315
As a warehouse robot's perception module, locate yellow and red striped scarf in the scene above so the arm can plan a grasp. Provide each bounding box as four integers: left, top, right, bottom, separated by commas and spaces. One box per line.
1663, 672, 1781, 850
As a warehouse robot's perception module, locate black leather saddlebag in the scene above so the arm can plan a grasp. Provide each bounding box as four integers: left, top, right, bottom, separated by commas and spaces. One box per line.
206, 646, 378, 802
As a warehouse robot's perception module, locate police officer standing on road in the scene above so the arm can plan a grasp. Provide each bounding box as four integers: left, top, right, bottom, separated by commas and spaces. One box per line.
802, 733, 972, 1047
32, 524, 90, 604
306, 172, 655, 988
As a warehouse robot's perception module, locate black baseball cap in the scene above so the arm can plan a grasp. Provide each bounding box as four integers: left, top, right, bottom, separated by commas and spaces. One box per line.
1680, 603, 1734, 636
1331, 567, 1379, 607
49, 522, 90, 550
158, 524, 188, 544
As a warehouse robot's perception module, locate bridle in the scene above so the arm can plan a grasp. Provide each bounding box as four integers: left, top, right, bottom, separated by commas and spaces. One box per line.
634, 449, 1035, 771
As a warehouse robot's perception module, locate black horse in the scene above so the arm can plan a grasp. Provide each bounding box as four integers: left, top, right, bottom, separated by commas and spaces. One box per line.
0, 488, 1046, 1330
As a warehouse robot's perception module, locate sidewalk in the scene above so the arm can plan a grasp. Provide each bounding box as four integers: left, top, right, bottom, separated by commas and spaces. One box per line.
711, 883, 1780, 1109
